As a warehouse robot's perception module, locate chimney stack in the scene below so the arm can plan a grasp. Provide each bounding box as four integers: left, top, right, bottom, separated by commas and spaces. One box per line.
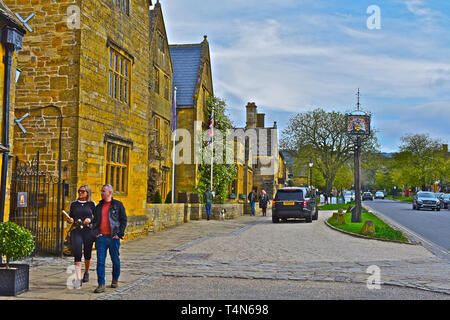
246, 102, 257, 129
256, 113, 265, 128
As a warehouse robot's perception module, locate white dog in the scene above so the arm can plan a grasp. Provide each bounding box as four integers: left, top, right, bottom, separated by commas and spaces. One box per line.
219, 208, 226, 221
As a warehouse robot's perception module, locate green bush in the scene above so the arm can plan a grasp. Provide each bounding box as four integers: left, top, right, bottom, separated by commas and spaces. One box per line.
0, 222, 35, 268
165, 191, 172, 203
153, 190, 162, 204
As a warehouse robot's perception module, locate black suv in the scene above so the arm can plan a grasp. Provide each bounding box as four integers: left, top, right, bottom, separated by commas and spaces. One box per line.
272, 187, 318, 223
413, 191, 440, 211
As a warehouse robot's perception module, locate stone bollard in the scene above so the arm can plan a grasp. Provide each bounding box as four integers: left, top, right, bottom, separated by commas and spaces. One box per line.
331, 211, 339, 221
336, 212, 346, 225
360, 220, 376, 235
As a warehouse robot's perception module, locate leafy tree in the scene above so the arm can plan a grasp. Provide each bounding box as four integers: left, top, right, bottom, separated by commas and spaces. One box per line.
281, 108, 379, 194
393, 133, 444, 190
194, 96, 237, 204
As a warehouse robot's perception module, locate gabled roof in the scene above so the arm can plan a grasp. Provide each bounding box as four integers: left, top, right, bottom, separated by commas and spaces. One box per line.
169, 44, 203, 107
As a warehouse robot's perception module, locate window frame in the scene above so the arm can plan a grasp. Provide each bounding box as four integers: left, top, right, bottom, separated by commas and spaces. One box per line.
109, 47, 131, 105
113, 0, 130, 15
154, 67, 160, 95
105, 141, 130, 194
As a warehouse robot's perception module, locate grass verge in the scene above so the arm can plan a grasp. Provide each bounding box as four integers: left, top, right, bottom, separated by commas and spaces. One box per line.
319, 202, 355, 210
327, 209, 409, 243
385, 195, 414, 203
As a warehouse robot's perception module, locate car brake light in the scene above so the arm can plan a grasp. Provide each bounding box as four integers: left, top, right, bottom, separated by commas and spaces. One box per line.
273, 201, 277, 207
303, 200, 307, 207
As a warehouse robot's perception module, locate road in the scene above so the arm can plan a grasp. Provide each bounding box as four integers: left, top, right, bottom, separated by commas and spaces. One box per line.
362, 199, 450, 252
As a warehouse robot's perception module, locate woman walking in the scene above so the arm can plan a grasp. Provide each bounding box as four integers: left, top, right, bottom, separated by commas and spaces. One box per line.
259, 189, 270, 217
66, 185, 96, 288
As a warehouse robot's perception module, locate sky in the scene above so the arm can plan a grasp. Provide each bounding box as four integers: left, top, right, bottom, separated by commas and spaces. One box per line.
161, 0, 450, 152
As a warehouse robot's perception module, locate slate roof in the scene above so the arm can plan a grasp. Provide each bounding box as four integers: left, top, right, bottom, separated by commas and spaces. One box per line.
169, 44, 203, 107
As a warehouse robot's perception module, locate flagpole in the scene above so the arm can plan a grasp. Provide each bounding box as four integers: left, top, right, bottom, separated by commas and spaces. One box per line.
171, 87, 177, 203
210, 107, 214, 191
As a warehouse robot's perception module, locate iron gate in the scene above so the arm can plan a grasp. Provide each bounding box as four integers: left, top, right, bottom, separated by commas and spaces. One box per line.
9, 152, 66, 256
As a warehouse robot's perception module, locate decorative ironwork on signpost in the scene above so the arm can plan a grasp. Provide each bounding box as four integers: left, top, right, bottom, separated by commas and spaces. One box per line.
346, 89, 371, 223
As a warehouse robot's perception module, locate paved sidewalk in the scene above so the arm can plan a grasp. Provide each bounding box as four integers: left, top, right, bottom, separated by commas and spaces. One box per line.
2, 210, 449, 300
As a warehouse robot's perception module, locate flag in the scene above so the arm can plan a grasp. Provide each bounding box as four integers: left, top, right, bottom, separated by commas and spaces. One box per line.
206, 112, 214, 145
171, 87, 177, 132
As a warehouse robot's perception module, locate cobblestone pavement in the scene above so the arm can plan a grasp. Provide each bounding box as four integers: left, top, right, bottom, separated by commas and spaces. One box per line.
2, 210, 449, 300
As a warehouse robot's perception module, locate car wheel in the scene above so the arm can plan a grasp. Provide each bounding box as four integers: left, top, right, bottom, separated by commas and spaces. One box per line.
313, 207, 318, 220
437, 208, 440, 211
272, 216, 279, 223
412, 204, 416, 210
305, 211, 312, 223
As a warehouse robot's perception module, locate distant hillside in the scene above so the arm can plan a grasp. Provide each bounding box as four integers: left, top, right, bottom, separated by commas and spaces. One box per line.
381, 152, 394, 158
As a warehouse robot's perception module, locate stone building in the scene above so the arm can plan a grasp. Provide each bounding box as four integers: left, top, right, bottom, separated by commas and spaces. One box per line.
6, 0, 153, 228
239, 102, 280, 200
0, 0, 25, 222
169, 36, 213, 195
147, 1, 173, 203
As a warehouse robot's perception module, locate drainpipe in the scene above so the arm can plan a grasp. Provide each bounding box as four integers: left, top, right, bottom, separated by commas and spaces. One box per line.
0, 26, 23, 223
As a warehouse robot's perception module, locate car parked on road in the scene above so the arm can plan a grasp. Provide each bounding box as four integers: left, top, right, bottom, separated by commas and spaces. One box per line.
438, 193, 450, 209
375, 191, 385, 199
362, 192, 373, 201
413, 191, 440, 211
272, 187, 318, 223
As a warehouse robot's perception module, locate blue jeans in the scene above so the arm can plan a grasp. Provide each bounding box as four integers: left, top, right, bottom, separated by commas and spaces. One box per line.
96, 236, 120, 286
205, 203, 212, 217
251, 201, 256, 215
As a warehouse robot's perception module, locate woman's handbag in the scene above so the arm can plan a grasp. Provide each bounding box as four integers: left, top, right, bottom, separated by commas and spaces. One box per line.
62, 221, 82, 256
63, 230, 74, 256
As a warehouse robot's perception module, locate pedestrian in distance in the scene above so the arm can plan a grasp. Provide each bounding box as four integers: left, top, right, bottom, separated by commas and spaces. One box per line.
65, 185, 96, 289
203, 188, 214, 221
248, 188, 258, 216
259, 189, 270, 217
92, 184, 127, 293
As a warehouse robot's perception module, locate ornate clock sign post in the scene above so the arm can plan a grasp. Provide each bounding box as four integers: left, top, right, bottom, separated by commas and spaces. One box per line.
346, 89, 371, 223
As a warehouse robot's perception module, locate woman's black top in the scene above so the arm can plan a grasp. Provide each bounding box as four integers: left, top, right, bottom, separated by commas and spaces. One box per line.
69, 200, 96, 223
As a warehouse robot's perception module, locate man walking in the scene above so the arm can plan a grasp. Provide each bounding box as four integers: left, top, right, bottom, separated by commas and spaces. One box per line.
248, 188, 258, 216
92, 184, 127, 293
203, 188, 213, 220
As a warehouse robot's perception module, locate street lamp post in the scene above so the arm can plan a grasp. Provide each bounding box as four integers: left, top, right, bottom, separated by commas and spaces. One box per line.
309, 158, 313, 188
